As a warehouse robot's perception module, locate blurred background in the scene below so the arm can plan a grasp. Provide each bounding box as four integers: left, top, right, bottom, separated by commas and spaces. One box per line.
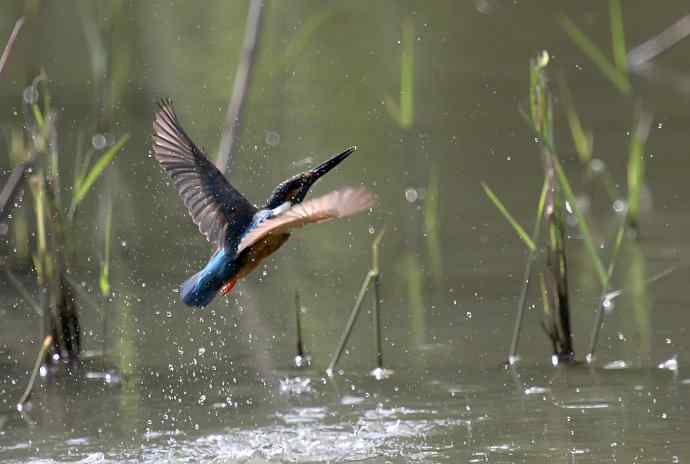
0, 1, 689, 462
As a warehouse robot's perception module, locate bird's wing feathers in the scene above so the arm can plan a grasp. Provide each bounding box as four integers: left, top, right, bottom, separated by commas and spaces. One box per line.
237, 187, 376, 255
152, 99, 257, 249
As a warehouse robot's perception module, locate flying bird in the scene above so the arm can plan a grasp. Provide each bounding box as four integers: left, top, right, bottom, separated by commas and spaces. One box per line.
151, 99, 375, 307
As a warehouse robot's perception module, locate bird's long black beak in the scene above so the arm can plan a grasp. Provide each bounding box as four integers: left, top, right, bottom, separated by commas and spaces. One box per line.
310, 146, 357, 181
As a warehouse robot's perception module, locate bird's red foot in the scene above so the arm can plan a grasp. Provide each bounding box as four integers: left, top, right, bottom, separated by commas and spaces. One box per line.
221, 279, 237, 295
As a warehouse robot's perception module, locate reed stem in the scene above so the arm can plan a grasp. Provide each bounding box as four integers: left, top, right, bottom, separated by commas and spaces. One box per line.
216, 0, 264, 174
326, 271, 373, 375
372, 275, 383, 369
17, 335, 53, 410
508, 178, 548, 364
294, 291, 305, 359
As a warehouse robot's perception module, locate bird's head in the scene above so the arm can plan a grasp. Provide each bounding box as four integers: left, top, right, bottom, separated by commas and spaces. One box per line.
264, 146, 356, 209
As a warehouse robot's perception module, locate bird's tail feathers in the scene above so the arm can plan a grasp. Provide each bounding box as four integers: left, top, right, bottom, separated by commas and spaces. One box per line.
181, 270, 216, 308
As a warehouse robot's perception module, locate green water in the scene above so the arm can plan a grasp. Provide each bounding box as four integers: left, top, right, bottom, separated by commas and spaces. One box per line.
1, 0, 690, 462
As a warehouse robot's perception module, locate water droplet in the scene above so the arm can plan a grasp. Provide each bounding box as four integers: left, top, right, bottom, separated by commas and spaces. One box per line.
612, 199, 627, 214
92, 134, 107, 150
265, 131, 280, 146
565, 200, 573, 214
590, 159, 605, 173
404, 188, 418, 203
23, 85, 38, 104
658, 355, 678, 371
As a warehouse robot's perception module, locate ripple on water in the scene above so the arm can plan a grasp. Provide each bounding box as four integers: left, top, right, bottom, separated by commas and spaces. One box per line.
276, 406, 329, 424
555, 399, 611, 409
523, 386, 549, 395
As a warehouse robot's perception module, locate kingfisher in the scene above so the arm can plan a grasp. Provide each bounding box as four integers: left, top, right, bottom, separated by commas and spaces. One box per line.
151, 99, 375, 307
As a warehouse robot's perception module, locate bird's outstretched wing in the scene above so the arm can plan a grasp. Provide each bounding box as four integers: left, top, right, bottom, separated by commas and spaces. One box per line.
236, 187, 376, 255
152, 99, 257, 249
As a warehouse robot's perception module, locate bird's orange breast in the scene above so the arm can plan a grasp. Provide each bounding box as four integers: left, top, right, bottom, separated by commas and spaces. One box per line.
235, 233, 290, 280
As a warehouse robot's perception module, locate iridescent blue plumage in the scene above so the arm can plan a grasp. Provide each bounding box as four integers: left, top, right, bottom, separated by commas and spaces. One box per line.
152, 99, 374, 308
179, 205, 288, 306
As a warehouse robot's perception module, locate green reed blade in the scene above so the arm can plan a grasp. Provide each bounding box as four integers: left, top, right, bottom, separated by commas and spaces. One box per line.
399, 17, 415, 128
482, 182, 535, 252
424, 165, 442, 280
99, 195, 113, 297
552, 157, 608, 287
32, 103, 44, 129
71, 134, 129, 213
609, 0, 628, 73
561, 82, 593, 164
278, 9, 335, 71
507, 176, 548, 363
560, 15, 631, 94
385, 17, 415, 128
5, 269, 42, 316
627, 113, 652, 230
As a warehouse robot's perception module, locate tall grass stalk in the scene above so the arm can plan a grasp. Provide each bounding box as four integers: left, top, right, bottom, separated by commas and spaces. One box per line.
424, 164, 443, 282
69, 134, 129, 220
626, 112, 653, 232
4, 268, 42, 316
385, 17, 415, 128
216, 0, 264, 174
327, 229, 385, 376
99, 192, 113, 297
1, 131, 33, 260
276, 8, 335, 72
0, 17, 24, 77
551, 158, 608, 288
16, 82, 126, 362
482, 182, 536, 252
560, 7, 631, 94
609, 0, 628, 74
16, 335, 52, 410
628, 14, 690, 69
586, 219, 625, 362
293, 291, 309, 367
560, 79, 620, 201
542, 154, 574, 362
528, 51, 577, 362
512, 51, 611, 362
507, 178, 548, 364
